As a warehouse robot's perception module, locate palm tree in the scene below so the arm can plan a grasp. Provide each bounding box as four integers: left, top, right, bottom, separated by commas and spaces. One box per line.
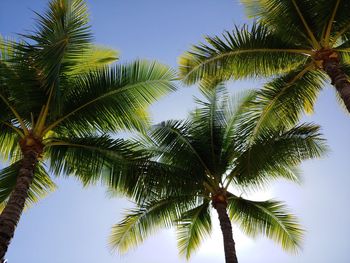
179, 0, 350, 126
0, 0, 175, 260
109, 86, 326, 263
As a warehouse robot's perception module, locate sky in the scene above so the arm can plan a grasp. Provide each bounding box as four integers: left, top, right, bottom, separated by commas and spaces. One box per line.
1, 1, 350, 263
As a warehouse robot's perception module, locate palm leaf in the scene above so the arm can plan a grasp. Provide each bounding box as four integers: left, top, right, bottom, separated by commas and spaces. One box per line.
109, 195, 195, 253
228, 195, 304, 252
179, 23, 309, 85
230, 123, 327, 187
234, 67, 326, 145
176, 202, 212, 259
46, 135, 144, 190
46, 60, 176, 134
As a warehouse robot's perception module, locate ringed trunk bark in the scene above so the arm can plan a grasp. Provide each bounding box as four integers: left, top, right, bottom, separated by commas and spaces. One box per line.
323, 58, 350, 113
214, 202, 238, 263
0, 137, 42, 262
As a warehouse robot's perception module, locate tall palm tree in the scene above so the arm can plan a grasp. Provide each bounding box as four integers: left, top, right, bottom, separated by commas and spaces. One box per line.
179, 0, 350, 126
109, 86, 326, 263
0, 0, 175, 260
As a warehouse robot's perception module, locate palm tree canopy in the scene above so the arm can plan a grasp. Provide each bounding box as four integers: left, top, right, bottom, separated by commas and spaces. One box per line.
179, 0, 350, 124
110, 86, 327, 258
0, 0, 176, 208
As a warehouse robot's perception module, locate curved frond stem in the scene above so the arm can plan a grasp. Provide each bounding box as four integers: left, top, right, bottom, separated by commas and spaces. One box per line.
43, 79, 170, 134
248, 63, 315, 145
324, 0, 341, 47
334, 48, 350, 52
34, 85, 54, 135
206, 89, 220, 173
331, 22, 350, 47
161, 125, 212, 176
44, 140, 126, 159
0, 93, 28, 135
203, 181, 216, 194
290, 0, 320, 49
183, 48, 313, 82
0, 121, 24, 138
223, 170, 238, 190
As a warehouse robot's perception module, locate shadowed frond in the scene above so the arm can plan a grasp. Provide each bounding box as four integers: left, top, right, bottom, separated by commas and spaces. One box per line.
229, 123, 327, 188
46, 134, 144, 189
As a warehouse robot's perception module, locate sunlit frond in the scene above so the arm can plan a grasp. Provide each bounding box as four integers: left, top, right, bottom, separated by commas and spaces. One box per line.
64, 45, 119, 75
228, 195, 303, 252
176, 202, 212, 259
48, 60, 176, 134
179, 23, 309, 85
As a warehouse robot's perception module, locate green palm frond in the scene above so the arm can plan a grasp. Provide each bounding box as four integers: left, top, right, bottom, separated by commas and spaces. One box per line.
234, 67, 326, 144
241, 0, 320, 47
64, 45, 119, 75
0, 123, 20, 161
179, 23, 309, 85
229, 123, 327, 187
228, 195, 303, 252
46, 134, 144, 189
149, 120, 208, 175
22, 0, 91, 89
220, 90, 257, 161
176, 202, 212, 259
110, 195, 195, 253
47, 60, 176, 134
242, 0, 350, 48
0, 161, 56, 212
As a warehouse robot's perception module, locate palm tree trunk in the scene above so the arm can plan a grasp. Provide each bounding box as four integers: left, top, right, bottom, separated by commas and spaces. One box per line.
215, 202, 238, 263
323, 58, 350, 113
0, 147, 39, 262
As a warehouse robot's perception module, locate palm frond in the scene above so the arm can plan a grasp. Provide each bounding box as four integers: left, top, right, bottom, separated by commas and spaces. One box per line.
241, 0, 320, 47
64, 45, 119, 75
46, 60, 176, 134
0, 123, 20, 161
228, 195, 304, 252
234, 67, 326, 145
149, 120, 208, 175
22, 0, 91, 89
176, 202, 212, 259
109, 195, 195, 253
46, 134, 144, 190
230, 123, 327, 187
179, 23, 309, 85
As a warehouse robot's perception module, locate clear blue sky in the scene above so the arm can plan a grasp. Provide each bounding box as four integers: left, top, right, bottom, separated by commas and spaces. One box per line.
1, 1, 350, 263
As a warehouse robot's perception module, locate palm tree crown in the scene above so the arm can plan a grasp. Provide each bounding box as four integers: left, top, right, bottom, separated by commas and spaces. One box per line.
179, 0, 350, 125
110, 86, 327, 263
0, 0, 175, 260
